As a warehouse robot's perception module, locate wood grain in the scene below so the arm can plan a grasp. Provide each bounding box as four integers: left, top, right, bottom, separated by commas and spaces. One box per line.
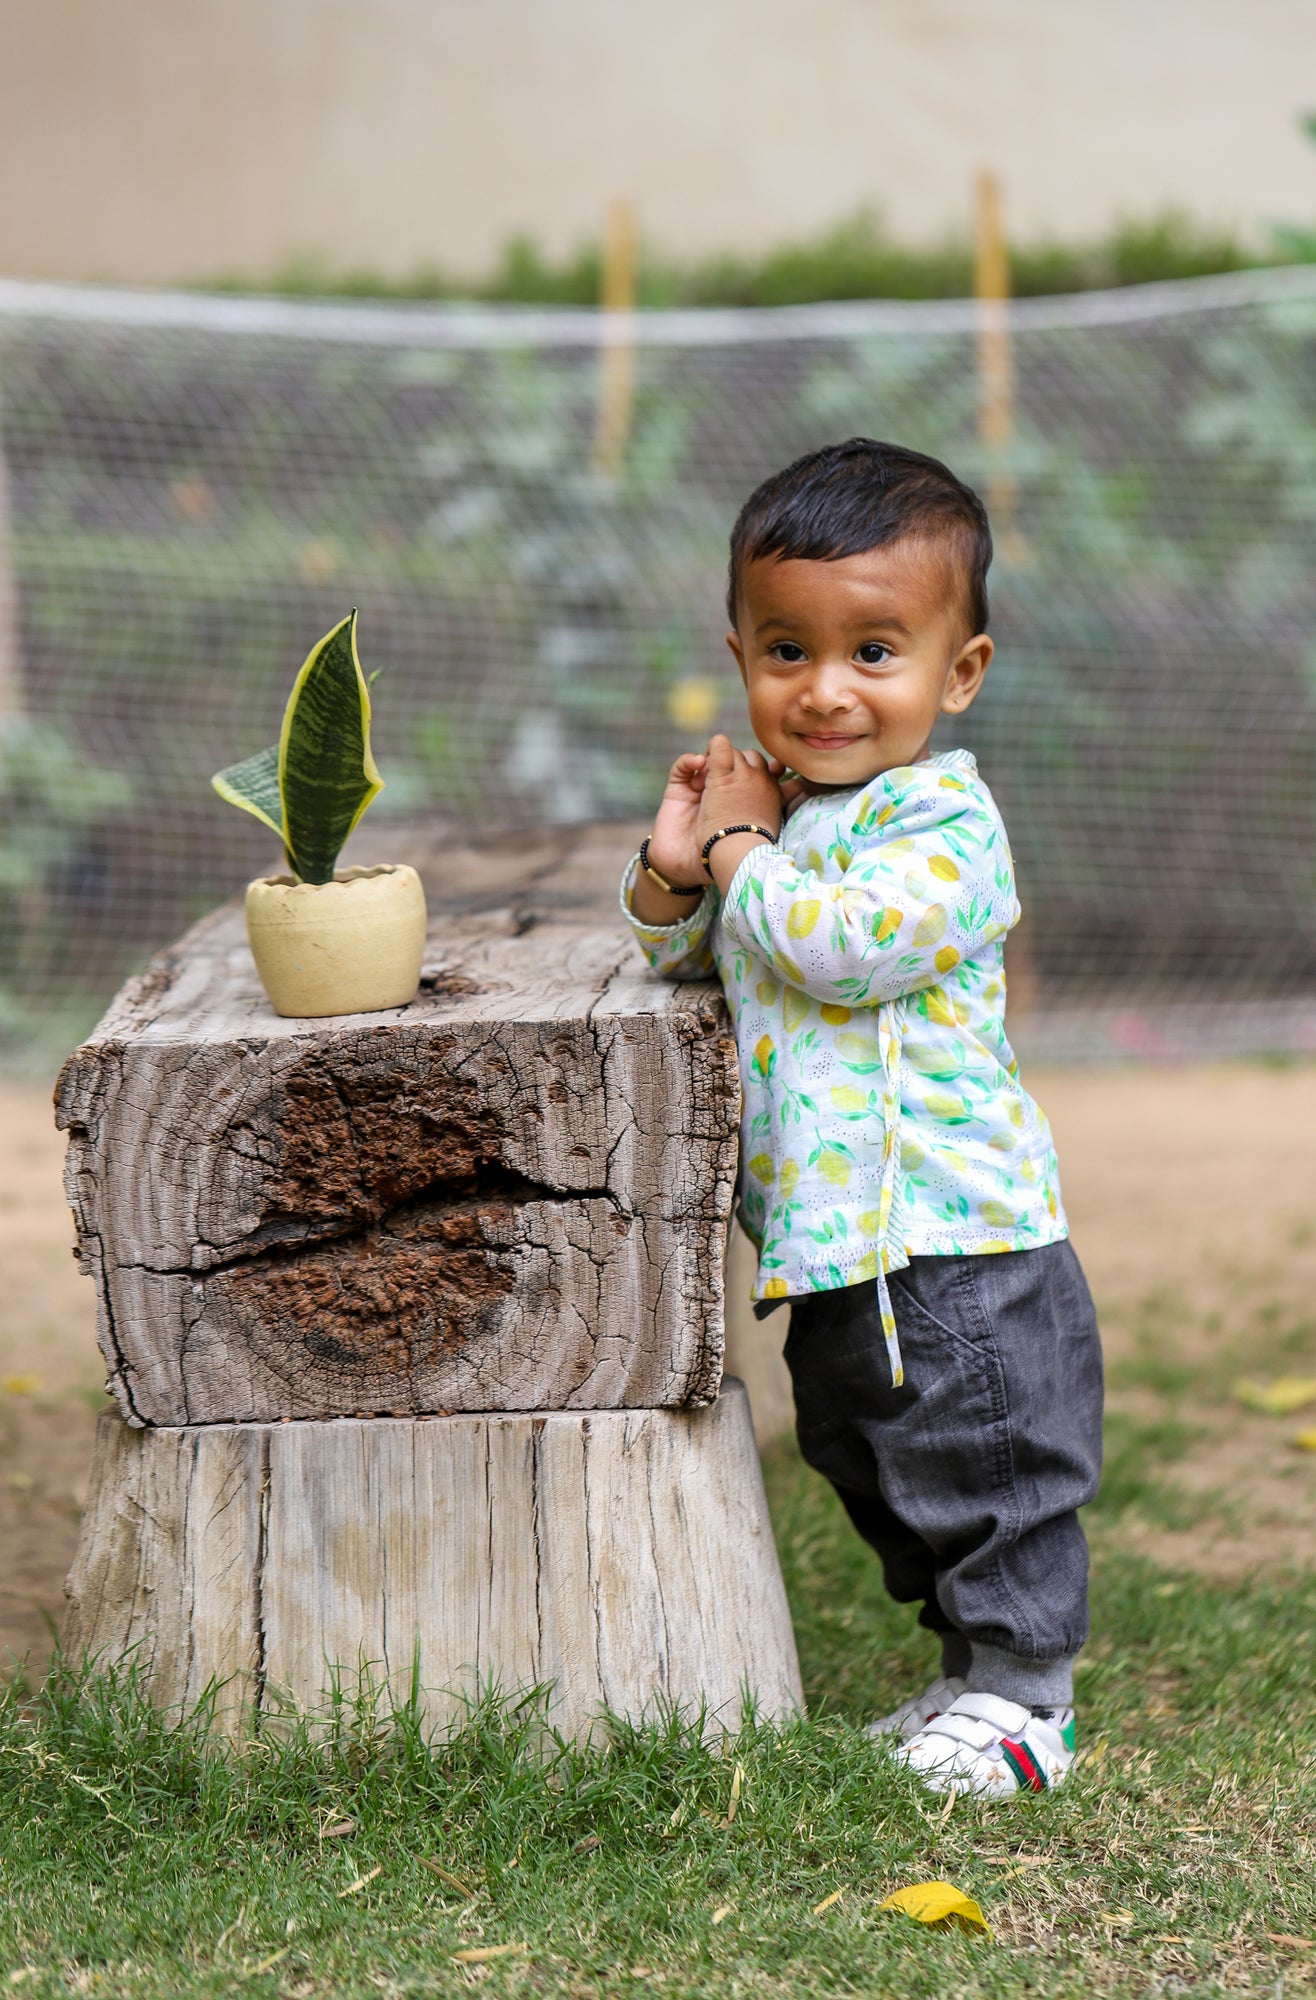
64, 1382, 803, 1742
56, 823, 741, 1426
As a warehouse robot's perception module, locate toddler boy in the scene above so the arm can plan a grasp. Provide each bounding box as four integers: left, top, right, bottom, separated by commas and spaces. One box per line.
621, 438, 1102, 1797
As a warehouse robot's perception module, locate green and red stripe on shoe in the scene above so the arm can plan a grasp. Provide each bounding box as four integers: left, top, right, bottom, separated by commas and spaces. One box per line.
893, 1692, 1077, 1797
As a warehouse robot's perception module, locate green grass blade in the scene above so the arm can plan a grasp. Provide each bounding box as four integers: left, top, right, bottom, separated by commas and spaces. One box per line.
210, 743, 285, 845
277, 609, 383, 885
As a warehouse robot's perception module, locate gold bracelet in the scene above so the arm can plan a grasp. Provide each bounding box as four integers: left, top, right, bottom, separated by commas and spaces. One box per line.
638, 837, 704, 897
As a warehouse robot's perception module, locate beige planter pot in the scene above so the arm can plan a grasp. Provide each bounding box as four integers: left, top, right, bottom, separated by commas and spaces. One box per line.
245, 864, 427, 1018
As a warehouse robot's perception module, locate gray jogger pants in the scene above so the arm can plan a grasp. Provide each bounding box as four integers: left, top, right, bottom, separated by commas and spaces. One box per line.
782, 1239, 1103, 1707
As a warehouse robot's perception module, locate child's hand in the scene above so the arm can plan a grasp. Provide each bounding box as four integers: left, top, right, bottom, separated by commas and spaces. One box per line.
647, 750, 710, 888
695, 735, 785, 851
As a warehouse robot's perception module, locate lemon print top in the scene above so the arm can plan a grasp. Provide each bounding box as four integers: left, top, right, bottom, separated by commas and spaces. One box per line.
620, 749, 1068, 1381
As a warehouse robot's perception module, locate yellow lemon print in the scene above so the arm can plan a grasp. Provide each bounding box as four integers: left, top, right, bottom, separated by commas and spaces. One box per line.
857, 1208, 883, 1233
925, 1091, 965, 1120
904, 868, 929, 898
1006, 1098, 1025, 1128
922, 987, 957, 1028
762, 1276, 790, 1299
747, 1153, 776, 1184
755, 978, 779, 1006
775, 952, 804, 983
787, 899, 821, 938
913, 903, 948, 947
852, 1250, 880, 1281
818, 1149, 852, 1186
979, 1238, 1013, 1253
988, 1130, 1016, 1152
752, 1034, 776, 1078
806, 847, 826, 874
934, 946, 960, 974
876, 804, 897, 826
835, 845, 852, 872
1020, 1158, 1037, 1185
942, 1148, 970, 1173
901, 1138, 925, 1170
978, 1199, 1017, 1228
928, 854, 961, 881
882, 837, 916, 856
782, 986, 811, 1033
820, 1002, 851, 1025
875, 906, 903, 945
939, 774, 968, 791
953, 1000, 971, 1025
831, 1084, 870, 1114
1046, 1188, 1058, 1217
836, 1030, 883, 1062
779, 1159, 800, 1198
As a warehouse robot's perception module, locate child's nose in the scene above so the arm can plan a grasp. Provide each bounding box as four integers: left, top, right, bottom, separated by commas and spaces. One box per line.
801, 661, 859, 713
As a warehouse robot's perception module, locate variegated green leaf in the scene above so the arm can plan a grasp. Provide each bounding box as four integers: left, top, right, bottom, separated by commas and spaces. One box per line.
277, 609, 383, 884
210, 743, 286, 850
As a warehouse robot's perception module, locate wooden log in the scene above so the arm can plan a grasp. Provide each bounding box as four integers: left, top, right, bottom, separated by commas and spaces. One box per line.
56, 823, 741, 1427
63, 1381, 802, 1741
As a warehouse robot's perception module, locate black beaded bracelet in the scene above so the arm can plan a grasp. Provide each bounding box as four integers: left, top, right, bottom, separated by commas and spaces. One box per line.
638, 837, 705, 897
699, 823, 780, 876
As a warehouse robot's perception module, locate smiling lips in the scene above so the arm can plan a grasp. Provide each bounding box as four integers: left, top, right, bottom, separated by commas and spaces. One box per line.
798, 731, 868, 749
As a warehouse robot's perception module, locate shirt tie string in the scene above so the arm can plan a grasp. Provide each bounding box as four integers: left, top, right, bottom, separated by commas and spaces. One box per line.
874, 993, 910, 1388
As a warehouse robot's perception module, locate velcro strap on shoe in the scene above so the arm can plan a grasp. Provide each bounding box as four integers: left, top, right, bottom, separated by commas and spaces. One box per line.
947, 1692, 1032, 1733
917, 1713, 1002, 1752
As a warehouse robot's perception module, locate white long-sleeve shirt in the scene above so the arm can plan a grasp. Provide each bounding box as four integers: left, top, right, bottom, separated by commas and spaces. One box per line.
620, 749, 1068, 1383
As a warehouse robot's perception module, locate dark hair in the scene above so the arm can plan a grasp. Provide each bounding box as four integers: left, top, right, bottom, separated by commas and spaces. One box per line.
726, 438, 992, 634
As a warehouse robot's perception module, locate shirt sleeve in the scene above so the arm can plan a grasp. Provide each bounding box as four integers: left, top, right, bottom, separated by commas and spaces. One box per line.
718, 773, 1018, 1006
618, 853, 720, 980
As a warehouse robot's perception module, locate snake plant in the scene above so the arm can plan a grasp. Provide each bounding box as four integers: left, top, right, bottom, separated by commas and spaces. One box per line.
212, 610, 383, 884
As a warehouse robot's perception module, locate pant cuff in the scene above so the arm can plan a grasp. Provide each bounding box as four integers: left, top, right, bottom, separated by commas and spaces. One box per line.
966, 1641, 1075, 1707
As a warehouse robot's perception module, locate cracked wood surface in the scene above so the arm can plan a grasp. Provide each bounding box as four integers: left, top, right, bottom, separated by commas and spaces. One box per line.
56, 822, 741, 1427
63, 1382, 803, 1741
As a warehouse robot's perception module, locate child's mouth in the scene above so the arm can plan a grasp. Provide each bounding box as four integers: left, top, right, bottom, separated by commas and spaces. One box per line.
799, 732, 866, 750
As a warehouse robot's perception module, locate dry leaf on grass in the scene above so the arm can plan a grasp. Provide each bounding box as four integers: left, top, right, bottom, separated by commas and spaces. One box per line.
811, 1889, 845, 1915
420, 1859, 477, 1897
320, 1818, 356, 1839
711, 1904, 735, 1925
880, 1882, 991, 1936
723, 1763, 745, 1826
248, 1947, 290, 1975
1099, 1909, 1136, 1926
450, 1944, 528, 1964
1267, 1932, 1316, 1948
1232, 1376, 1316, 1415
335, 1865, 382, 1898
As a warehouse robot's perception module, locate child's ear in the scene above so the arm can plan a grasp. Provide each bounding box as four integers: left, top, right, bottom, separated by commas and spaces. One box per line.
941, 633, 993, 715
725, 630, 748, 688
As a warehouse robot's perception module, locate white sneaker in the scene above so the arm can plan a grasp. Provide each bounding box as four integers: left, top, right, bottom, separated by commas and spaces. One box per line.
864, 1675, 967, 1743
896, 1691, 1077, 1796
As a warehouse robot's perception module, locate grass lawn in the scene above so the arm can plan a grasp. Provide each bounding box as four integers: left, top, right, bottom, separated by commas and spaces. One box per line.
2, 1434, 1314, 2000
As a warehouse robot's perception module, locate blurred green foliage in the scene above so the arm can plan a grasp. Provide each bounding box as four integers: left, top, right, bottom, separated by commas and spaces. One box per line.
210, 210, 1301, 309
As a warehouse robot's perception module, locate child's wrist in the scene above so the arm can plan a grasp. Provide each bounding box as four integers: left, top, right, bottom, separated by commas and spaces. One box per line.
703, 829, 776, 895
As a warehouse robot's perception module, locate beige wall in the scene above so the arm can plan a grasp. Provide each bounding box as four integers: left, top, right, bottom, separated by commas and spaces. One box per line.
3, 0, 1314, 284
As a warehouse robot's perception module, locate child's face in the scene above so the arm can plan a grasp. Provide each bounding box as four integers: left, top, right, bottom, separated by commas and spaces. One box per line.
726, 537, 992, 788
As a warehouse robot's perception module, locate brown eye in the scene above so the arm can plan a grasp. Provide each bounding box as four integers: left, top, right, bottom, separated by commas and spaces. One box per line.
770, 642, 808, 664
856, 643, 891, 666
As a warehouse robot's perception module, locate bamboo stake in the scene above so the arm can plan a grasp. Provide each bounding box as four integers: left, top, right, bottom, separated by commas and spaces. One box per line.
973, 170, 1015, 529
590, 196, 637, 479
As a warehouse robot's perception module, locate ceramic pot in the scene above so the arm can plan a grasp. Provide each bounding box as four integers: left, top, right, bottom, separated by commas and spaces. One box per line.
244, 864, 427, 1018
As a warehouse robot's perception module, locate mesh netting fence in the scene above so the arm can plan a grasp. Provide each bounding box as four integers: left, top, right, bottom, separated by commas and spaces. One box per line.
2, 270, 1316, 1075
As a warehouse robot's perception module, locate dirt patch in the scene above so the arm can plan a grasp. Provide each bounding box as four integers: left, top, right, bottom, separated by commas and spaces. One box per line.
3, 1060, 1316, 1669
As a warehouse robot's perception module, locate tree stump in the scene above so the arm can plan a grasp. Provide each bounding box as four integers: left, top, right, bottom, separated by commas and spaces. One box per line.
57, 822, 803, 1736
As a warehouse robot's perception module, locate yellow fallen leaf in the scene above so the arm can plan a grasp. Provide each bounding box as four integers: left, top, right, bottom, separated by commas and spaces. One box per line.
248, 1947, 290, 1975
723, 1762, 744, 1826
335, 1865, 382, 1897
450, 1944, 528, 1964
812, 1888, 845, 1915
2, 1375, 41, 1396
1232, 1376, 1316, 1415
1099, 1910, 1136, 1926
321, 1817, 356, 1839
881, 1881, 991, 1936
1268, 1932, 1316, 1949
711, 1903, 734, 1925
1294, 1429, 1316, 1453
